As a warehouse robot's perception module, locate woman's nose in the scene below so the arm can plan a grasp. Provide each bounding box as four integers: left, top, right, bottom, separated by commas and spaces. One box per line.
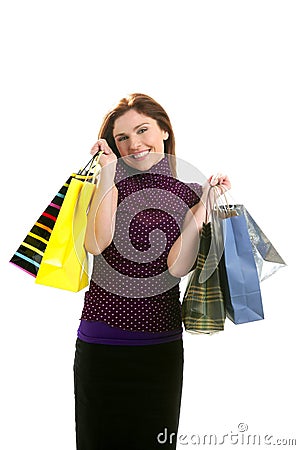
129, 135, 142, 150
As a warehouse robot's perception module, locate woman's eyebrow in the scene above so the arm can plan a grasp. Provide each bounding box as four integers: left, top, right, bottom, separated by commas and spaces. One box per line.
114, 123, 150, 139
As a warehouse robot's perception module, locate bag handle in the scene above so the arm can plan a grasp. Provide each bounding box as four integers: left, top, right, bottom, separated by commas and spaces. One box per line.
78, 150, 103, 176
212, 187, 238, 219
86, 150, 104, 184
76, 150, 104, 184
198, 187, 233, 284
203, 186, 223, 222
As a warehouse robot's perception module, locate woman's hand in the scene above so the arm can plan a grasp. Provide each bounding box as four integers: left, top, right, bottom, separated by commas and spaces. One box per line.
202, 172, 231, 198
196, 173, 232, 221
90, 139, 117, 167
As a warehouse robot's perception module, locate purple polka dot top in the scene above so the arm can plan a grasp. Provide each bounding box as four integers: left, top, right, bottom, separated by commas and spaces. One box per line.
78, 155, 201, 344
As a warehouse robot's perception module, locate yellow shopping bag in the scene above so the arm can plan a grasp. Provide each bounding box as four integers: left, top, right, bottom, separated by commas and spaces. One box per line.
35, 153, 102, 292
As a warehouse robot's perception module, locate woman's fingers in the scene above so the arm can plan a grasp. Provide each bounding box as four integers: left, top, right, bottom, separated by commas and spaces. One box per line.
210, 173, 224, 185
90, 139, 112, 156
208, 173, 231, 194
89, 139, 117, 168
210, 173, 230, 186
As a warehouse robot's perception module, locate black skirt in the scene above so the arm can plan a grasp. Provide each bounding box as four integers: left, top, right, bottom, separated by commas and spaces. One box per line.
73, 338, 184, 450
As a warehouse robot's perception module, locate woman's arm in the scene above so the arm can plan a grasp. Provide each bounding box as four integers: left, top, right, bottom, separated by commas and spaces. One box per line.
167, 195, 208, 278
84, 140, 118, 255
167, 173, 231, 278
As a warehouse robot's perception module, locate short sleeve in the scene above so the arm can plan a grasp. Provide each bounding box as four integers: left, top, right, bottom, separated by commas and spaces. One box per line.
185, 182, 202, 207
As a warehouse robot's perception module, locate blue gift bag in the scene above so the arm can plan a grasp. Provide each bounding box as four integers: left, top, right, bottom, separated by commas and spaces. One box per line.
220, 213, 264, 324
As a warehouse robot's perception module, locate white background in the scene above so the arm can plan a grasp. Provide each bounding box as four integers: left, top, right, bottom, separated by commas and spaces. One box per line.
0, 1, 298, 448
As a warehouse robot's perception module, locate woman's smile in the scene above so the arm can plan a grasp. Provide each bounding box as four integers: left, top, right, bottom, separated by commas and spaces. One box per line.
130, 149, 151, 160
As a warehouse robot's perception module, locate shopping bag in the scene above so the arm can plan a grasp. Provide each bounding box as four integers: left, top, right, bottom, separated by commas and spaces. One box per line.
236, 205, 286, 281
9, 177, 72, 277
35, 177, 96, 291
219, 213, 264, 324
216, 204, 286, 281
182, 222, 226, 334
10, 152, 101, 279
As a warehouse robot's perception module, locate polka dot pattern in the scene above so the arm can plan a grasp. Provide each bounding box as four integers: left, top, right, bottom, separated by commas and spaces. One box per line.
80, 156, 202, 332
82, 281, 182, 332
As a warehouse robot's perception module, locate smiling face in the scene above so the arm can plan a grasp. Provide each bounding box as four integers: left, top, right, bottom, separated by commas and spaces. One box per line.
113, 109, 169, 171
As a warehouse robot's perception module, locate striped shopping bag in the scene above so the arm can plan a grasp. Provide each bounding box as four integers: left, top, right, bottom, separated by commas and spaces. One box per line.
9, 153, 100, 277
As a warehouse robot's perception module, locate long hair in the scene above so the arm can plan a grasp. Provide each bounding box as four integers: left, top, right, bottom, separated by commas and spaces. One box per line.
98, 93, 177, 177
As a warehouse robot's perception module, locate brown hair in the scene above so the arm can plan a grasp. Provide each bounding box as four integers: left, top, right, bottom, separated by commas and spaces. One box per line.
98, 93, 177, 176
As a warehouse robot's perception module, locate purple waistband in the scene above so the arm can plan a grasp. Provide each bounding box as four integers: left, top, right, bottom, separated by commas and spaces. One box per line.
77, 319, 182, 346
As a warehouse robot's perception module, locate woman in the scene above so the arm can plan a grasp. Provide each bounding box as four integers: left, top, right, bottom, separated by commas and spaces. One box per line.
74, 93, 231, 449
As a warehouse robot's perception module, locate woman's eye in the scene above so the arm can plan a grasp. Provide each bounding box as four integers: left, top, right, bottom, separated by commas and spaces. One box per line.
118, 135, 128, 142
137, 128, 147, 134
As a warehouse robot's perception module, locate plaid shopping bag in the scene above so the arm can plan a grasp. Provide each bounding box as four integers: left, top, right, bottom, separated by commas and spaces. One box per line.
182, 222, 226, 334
